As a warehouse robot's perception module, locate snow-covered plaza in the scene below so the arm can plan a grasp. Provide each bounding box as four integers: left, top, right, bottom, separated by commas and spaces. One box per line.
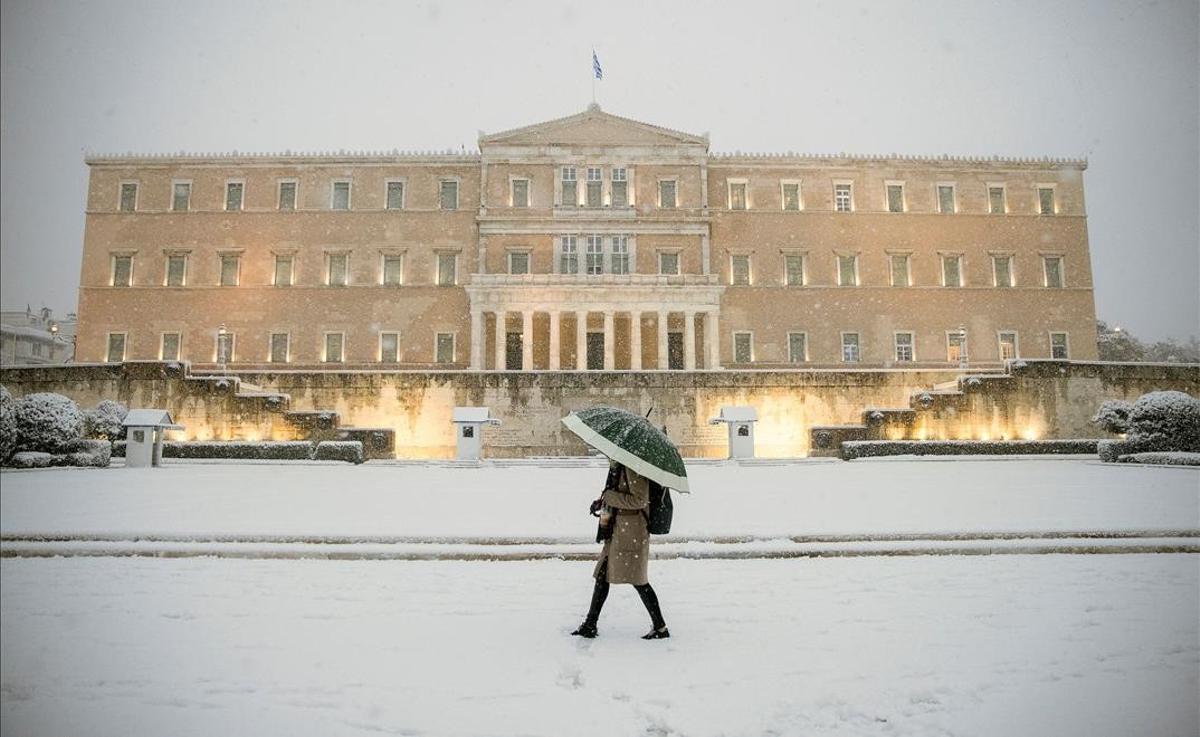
2, 458, 1198, 736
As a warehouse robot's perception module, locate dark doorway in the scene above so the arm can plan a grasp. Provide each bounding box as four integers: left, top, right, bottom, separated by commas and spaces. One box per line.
668, 332, 684, 370
505, 332, 523, 370
586, 332, 604, 370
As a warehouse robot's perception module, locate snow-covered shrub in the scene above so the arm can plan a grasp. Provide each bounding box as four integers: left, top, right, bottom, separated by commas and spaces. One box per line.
1116, 451, 1200, 466
313, 440, 364, 464
8, 451, 55, 469
14, 392, 83, 453
1126, 391, 1200, 450
60, 438, 113, 467
0, 385, 17, 463
84, 400, 128, 441
841, 439, 1099, 460
1091, 400, 1132, 435
160, 441, 313, 460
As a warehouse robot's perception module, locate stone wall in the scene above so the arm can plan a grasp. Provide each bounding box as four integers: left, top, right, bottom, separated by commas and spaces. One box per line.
2, 361, 1197, 459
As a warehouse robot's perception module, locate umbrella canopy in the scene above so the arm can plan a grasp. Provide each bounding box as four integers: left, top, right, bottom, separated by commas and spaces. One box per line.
561, 407, 690, 492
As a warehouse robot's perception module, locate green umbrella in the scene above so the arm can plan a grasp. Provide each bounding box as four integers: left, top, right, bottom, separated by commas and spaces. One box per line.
561, 406, 690, 492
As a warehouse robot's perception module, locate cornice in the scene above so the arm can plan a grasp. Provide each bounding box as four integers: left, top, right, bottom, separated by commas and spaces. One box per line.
709, 152, 1087, 171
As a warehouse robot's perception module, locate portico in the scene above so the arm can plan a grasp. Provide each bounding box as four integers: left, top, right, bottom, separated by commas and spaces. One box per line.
466, 274, 723, 370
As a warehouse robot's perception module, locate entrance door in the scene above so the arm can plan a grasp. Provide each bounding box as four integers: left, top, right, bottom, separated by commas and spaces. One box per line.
505, 332, 523, 370
668, 332, 684, 370
586, 332, 604, 370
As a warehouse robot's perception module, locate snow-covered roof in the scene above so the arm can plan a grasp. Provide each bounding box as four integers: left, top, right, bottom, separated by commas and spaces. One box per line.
713, 406, 758, 423
452, 407, 500, 424
122, 409, 184, 430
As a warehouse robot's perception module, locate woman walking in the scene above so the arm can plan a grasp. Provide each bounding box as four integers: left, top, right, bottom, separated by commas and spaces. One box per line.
571, 461, 669, 640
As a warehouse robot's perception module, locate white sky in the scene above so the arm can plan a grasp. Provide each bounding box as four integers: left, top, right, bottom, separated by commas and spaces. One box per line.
1, 0, 1196, 341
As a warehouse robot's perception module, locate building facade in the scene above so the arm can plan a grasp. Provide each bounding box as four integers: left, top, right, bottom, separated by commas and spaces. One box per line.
1, 307, 76, 366
76, 106, 1098, 370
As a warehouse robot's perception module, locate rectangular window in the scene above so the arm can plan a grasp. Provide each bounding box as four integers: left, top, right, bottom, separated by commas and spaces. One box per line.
784, 254, 805, 286
106, 333, 126, 363
160, 332, 181, 361
327, 253, 348, 286
559, 236, 578, 274
331, 181, 351, 210
782, 182, 801, 211
729, 182, 747, 210
993, 255, 1013, 287
937, 185, 956, 214
886, 184, 904, 213
172, 182, 191, 212
166, 254, 187, 287
586, 168, 602, 207
382, 254, 404, 285
788, 332, 807, 363
659, 252, 680, 275
225, 182, 244, 211
274, 255, 294, 286
988, 186, 1006, 214
841, 333, 860, 363
436, 333, 455, 364
1038, 187, 1056, 215
119, 183, 138, 212
659, 180, 676, 209
324, 333, 344, 363
1050, 332, 1069, 359
611, 168, 628, 207
269, 333, 289, 363
942, 255, 962, 287
508, 252, 530, 275
511, 179, 529, 208
889, 254, 910, 287
386, 181, 405, 210
1043, 256, 1064, 288
437, 252, 457, 286
439, 180, 459, 210
380, 332, 399, 363
998, 331, 1018, 361
217, 332, 235, 363
947, 331, 967, 363
560, 167, 577, 206
838, 254, 858, 286
731, 255, 751, 285
584, 235, 604, 275
219, 254, 240, 286
733, 332, 753, 363
611, 236, 630, 275
112, 255, 133, 287
278, 180, 297, 211
834, 183, 852, 212
894, 332, 915, 362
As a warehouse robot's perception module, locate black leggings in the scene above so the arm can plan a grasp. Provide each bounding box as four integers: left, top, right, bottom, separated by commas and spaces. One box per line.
584, 561, 665, 630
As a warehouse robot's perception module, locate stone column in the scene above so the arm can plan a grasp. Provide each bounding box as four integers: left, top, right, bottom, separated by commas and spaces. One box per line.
548, 311, 561, 370
603, 311, 615, 371
576, 310, 589, 370
494, 311, 506, 370
469, 309, 483, 370
706, 310, 721, 369
629, 311, 642, 371
684, 311, 697, 370
521, 310, 534, 370
657, 310, 669, 370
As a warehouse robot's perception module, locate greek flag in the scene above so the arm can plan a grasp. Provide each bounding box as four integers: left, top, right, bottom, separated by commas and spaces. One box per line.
592, 51, 603, 80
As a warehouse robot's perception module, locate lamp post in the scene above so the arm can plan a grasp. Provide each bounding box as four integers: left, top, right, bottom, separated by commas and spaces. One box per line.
217, 323, 227, 374
48, 321, 60, 364
958, 324, 968, 370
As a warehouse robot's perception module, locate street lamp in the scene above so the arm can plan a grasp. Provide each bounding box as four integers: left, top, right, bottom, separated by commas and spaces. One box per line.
217, 323, 227, 374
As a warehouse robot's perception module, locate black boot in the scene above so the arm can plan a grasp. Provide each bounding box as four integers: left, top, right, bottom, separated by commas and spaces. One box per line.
571, 622, 598, 638
641, 627, 671, 640
572, 576, 609, 638
634, 583, 668, 639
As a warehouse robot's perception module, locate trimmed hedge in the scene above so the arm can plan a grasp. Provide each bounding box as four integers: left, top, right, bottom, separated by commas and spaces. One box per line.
7, 438, 111, 469
1117, 452, 1200, 467
1096, 437, 1175, 463
313, 440, 364, 464
841, 439, 1100, 460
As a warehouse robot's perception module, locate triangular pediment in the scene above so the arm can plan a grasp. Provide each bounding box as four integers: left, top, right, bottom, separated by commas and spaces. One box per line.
480, 106, 707, 148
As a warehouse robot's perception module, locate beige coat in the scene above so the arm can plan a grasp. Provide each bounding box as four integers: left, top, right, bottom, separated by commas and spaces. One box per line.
594, 465, 651, 585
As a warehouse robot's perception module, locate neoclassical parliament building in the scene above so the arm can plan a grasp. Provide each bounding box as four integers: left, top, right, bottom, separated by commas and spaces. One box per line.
76, 106, 1098, 371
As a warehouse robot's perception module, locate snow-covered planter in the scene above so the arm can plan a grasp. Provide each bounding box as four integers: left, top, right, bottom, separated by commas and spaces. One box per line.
84, 400, 129, 441
312, 440, 364, 464
1091, 399, 1132, 435
841, 439, 1099, 460
1126, 391, 1200, 449
160, 441, 314, 460
1116, 452, 1200, 467
14, 392, 84, 453
0, 385, 17, 463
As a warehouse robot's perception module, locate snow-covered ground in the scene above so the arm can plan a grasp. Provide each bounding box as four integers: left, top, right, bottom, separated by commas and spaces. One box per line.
3, 555, 1197, 737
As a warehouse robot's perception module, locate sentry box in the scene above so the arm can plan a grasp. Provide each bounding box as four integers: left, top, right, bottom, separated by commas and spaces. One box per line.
121, 409, 184, 468
708, 406, 758, 459
452, 407, 502, 461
